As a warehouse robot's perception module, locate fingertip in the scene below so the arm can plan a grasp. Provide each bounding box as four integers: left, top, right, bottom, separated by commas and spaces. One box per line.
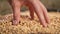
43, 24, 47, 27
12, 20, 19, 25
41, 22, 48, 27
46, 19, 50, 24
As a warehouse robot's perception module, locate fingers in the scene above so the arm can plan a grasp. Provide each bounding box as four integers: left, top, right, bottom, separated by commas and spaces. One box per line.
8, 0, 49, 27
29, 6, 34, 20
36, 0, 50, 23
30, 1, 47, 27
9, 0, 22, 25
26, 3, 35, 20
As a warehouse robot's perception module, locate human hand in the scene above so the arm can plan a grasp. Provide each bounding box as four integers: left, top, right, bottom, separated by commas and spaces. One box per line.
8, 0, 49, 27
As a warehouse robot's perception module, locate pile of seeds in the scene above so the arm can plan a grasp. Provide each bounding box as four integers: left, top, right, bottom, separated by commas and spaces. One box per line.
0, 12, 60, 34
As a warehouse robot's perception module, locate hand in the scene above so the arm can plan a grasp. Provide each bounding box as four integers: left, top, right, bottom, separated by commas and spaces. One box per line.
8, 0, 49, 27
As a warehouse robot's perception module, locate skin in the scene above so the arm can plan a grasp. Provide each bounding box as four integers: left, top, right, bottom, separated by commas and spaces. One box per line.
8, 0, 49, 27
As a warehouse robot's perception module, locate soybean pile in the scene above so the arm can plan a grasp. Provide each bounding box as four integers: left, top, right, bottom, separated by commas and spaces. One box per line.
0, 12, 60, 34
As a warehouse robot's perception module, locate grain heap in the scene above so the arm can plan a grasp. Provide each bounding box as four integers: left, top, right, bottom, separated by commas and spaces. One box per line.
0, 12, 60, 34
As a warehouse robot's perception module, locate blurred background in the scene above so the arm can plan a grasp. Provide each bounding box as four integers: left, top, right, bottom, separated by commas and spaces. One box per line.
0, 0, 60, 15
